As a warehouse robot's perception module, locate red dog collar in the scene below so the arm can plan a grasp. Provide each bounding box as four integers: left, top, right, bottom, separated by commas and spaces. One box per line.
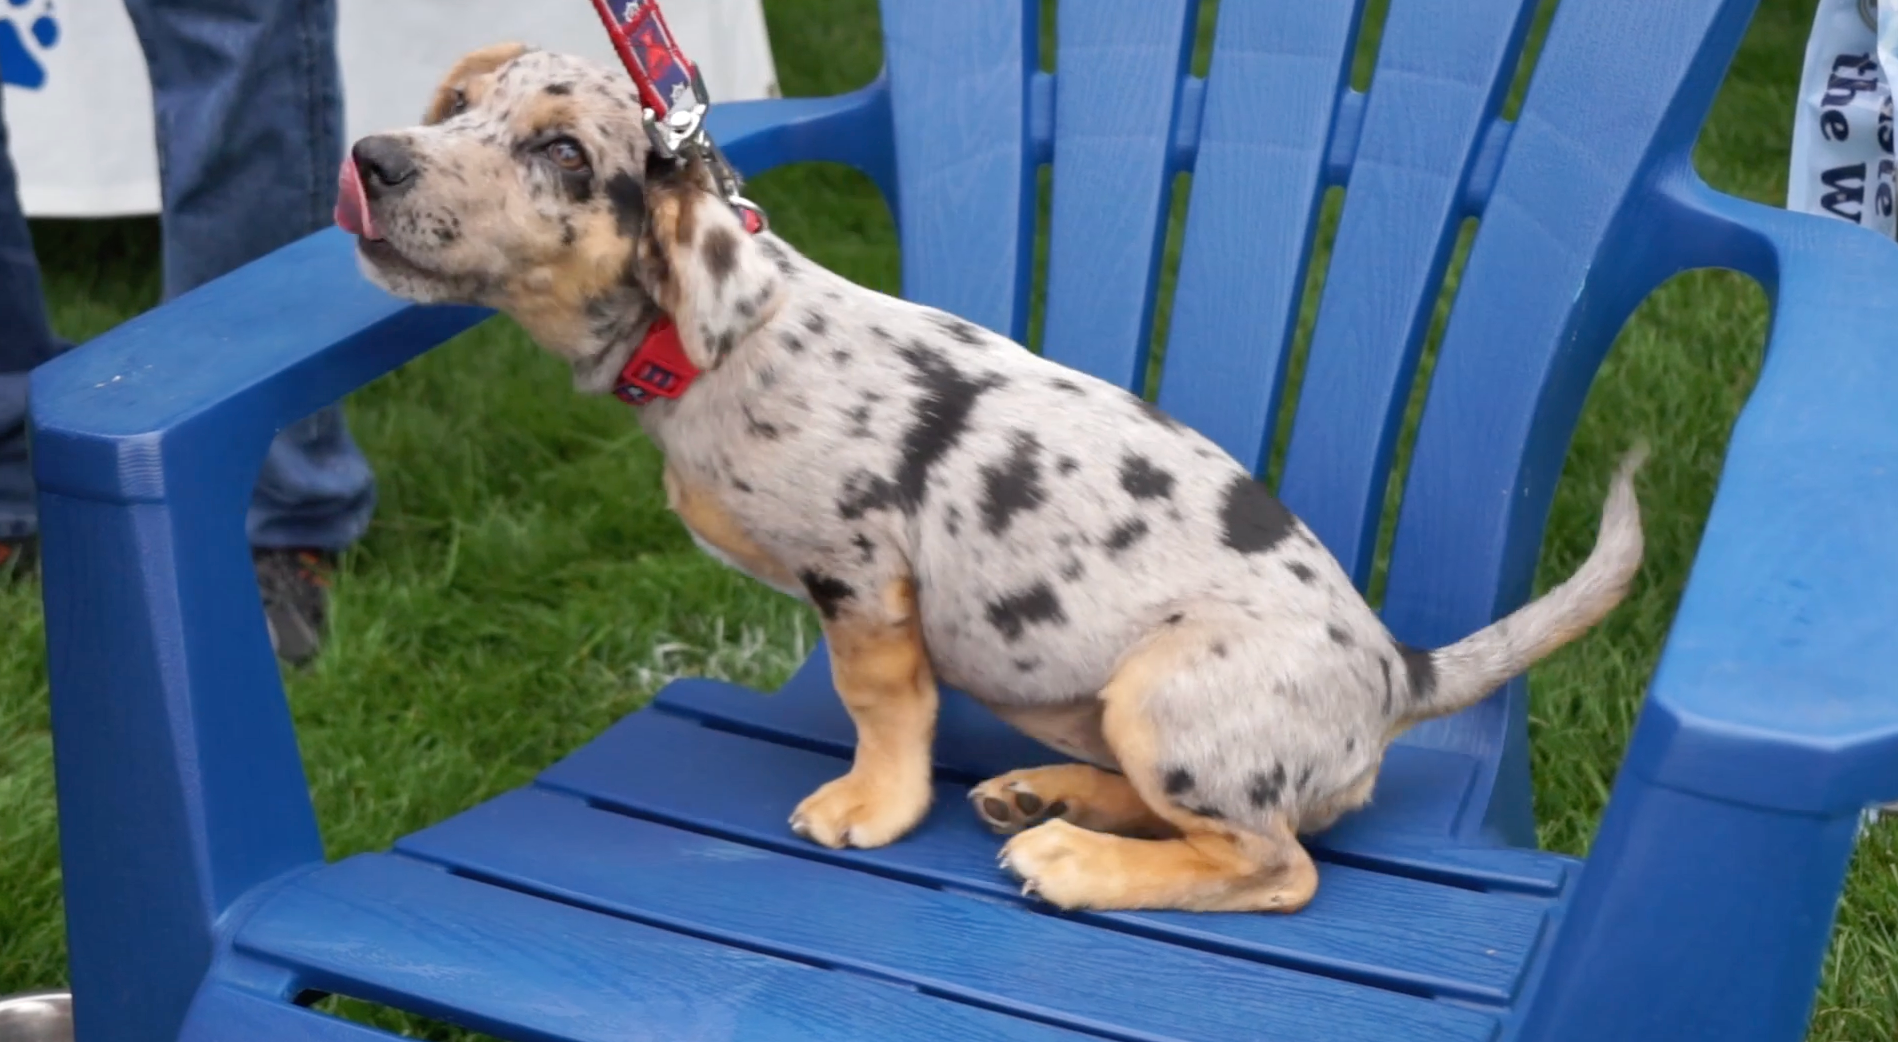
613, 317, 696, 405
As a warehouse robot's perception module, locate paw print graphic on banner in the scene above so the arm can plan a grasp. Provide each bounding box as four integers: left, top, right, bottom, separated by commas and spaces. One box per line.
0, 0, 61, 90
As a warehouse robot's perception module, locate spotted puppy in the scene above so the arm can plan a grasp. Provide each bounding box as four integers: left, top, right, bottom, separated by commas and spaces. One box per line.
339, 43, 1646, 914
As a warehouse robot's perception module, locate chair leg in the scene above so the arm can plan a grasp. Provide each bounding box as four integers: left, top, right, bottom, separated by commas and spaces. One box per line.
41, 492, 323, 1042
1516, 765, 1858, 1042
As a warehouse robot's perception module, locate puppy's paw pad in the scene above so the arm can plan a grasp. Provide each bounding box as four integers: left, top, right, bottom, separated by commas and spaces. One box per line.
791, 772, 929, 850
969, 773, 1068, 834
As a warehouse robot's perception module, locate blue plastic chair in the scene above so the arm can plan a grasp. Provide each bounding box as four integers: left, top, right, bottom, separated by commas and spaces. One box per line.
30, 0, 1898, 1039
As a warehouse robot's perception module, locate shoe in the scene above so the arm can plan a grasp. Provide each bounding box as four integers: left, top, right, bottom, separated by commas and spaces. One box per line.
0, 537, 35, 582
254, 548, 336, 666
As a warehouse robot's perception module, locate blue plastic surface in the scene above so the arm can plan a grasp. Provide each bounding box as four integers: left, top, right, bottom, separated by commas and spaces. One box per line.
28, 0, 1897, 1039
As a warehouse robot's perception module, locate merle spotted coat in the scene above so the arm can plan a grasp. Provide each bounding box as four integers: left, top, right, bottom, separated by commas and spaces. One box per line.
344, 44, 1646, 913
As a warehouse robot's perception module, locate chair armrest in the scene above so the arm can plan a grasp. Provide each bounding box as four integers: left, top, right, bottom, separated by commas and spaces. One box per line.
31, 230, 487, 502
708, 74, 897, 214
1625, 181, 1898, 816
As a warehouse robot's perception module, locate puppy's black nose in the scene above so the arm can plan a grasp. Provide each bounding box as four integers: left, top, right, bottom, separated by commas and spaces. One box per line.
352, 136, 418, 197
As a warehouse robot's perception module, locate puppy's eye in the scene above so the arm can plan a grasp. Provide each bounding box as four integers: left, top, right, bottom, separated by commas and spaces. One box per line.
544, 137, 589, 172
447, 89, 468, 117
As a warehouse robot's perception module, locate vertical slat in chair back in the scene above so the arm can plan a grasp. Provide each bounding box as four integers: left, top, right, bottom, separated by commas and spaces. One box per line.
877, 0, 1760, 841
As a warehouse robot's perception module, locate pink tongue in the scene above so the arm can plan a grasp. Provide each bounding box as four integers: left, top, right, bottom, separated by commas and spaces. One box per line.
333, 156, 382, 240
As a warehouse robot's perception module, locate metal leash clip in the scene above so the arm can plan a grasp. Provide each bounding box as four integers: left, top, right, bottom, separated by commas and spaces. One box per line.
591, 0, 769, 234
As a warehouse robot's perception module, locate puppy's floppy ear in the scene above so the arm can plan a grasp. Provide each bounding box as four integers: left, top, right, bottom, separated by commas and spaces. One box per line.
424, 42, 531, 124
634, 158, 786, 372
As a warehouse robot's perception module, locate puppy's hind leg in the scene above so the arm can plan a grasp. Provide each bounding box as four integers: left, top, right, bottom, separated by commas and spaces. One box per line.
998, 623, 1319, 913
972, 764, 1176, 838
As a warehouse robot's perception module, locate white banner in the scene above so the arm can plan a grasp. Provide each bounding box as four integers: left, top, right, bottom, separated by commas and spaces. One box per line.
1, 0, 779, 218
1790, 0, 1896, 234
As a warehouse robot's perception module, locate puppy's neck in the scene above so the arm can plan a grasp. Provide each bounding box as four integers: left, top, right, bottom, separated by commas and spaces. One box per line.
567, 306, 655, 395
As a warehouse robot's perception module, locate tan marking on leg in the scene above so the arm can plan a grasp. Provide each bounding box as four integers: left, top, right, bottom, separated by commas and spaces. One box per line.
970, 764, 1175, 837
791, 578, 937, 849
999, 624, 1320, 912
663, 466, 800, 593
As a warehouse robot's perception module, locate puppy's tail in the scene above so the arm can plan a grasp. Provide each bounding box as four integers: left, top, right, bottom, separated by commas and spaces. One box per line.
1397, 446, 1647, 724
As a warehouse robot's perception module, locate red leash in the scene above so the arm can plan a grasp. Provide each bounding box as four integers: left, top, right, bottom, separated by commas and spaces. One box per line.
588, 0, 768, 405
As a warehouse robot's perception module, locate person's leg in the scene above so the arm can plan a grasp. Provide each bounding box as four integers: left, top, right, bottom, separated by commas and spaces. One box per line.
121, 0, 372, 658
120, 0, 374, 551
0, 87, 72, 573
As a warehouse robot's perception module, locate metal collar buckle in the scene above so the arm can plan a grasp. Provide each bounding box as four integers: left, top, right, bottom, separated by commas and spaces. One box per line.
592, 0, 769, 233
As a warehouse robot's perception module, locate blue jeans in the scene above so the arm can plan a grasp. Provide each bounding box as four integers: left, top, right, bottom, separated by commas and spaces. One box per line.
0, 0, 373, 550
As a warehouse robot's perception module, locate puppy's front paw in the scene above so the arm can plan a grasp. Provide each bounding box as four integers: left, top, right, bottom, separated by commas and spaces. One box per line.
998, 819, 1100, 909
790, 771, 931, 849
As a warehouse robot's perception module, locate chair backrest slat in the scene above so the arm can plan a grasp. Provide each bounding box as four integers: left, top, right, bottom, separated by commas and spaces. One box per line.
874, 0, 1757, 835
1273, 0, 1541, 585
881, 0, 1040, 340
1037, 0, 1199, 390
1381, 0, 1750, 663
1154, 0, 1367, 468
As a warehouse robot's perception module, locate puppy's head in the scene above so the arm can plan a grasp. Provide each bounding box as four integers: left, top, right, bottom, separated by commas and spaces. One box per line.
338, 44, 782, 379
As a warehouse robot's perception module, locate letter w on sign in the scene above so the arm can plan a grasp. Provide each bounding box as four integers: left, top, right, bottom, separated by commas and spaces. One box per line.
1791, 0, 1898, 236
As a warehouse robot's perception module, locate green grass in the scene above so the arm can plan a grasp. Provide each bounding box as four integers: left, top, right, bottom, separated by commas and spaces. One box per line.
3, 0, 1895, 1038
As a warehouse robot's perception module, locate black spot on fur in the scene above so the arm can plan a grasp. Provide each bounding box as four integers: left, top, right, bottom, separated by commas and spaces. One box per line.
1186, 803, 1227, 821
803, 312, 828, 336
1286, 560, 1317, 585
1248, 765, 1287, 809
799, 571, 855, 620
1220, 474, 1297, 555
759, 237, 796, 277
847, 404, 875, 438
780, 332, 806, 354
1211, 641, 1229, 659
1059, 557, 1085, 581
1013, 658, 1039, 673
1057, 456, 1080, 476
1049, 378, 1086, 396
1104, 517, 1150, 555
945, 505, 963, 537
702, 227, 739, 285
605, 172, 646, 240
1163, 768, 1196, 796
1119, 454, 1176, 500
1399, 643, 1437, 704
852, 533, 877, 563
559, 166, 595, 205
1379, 658, 1395, 716
892, 345, 1006, 513
545, 82, 573, 95
979, 431, 1047, 535
1135, 396, 1186, 431
1345, 736, 1358, 754
985, 581, 1067, 642
1165, 612, 1184, 625
935, 313, 987, 346
732, 478, 754, 493
711, 329, 736, 362
837, 470, 898, 520
869, 325, 894, 343
832, 350, 853, 367
1327, 623, 1354, 647
1296, 765, 1314, 792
